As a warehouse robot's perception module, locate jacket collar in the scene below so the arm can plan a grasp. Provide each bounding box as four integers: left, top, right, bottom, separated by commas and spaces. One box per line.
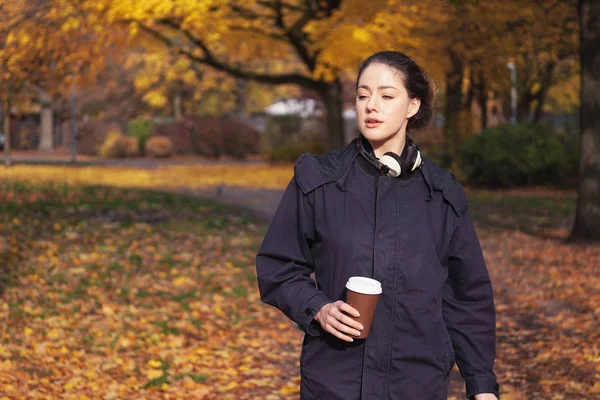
323, 136, 434, 201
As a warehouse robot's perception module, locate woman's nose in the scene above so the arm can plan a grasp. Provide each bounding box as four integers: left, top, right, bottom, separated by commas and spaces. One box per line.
366, 96, 379, 112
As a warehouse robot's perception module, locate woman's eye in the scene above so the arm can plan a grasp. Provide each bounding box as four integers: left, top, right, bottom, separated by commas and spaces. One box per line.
382, 95, 393, 100
357, 95, 368, 100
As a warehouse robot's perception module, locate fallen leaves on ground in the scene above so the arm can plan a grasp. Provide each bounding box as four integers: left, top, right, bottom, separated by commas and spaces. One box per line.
1, 183, 302, 399
472, 229, 600, 400
1, 167, 598, 399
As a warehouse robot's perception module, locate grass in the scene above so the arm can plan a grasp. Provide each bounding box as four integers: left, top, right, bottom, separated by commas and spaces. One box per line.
468, 188, 576, 236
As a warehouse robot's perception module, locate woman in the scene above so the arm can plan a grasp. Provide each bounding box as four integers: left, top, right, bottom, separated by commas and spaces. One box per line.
256, 51, 499, 400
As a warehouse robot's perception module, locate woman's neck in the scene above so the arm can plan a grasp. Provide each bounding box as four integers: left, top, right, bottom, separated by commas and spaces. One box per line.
371, 133, 406, 158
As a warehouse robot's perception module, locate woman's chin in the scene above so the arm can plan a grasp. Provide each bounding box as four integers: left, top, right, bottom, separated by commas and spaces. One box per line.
360, 130, 395, 143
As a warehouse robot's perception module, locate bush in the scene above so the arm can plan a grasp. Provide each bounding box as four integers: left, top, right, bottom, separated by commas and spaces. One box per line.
77, 120, 123, 155
266, 130, 328, 163
145, 136, 174, 158
184, 116, 223, 158
151, 121, 195, 154
221, 117, 261, 159
121, 136, 139, 157
184, 116, 260, 159
459, 123, 578, 187
127, 118, 154, 154
99, 130, 136, 158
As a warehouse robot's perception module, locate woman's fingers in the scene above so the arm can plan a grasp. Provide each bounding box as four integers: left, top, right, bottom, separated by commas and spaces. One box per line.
338, 302, 360, 318
324, 323, 355, 342
328, 315, 362, 337
320, 301, 362, 341
315, 301, 365, 342
336, 303, 363, 331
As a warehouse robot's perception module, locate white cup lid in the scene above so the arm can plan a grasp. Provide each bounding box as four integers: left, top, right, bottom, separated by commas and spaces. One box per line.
346, 276, 382, 295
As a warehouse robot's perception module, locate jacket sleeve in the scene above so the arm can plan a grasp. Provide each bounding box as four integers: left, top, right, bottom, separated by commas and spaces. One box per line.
256, 176, 332, 336
442, 208, 499, 399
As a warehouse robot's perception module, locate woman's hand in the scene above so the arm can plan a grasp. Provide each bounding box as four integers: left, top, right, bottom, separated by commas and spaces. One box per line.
314, 301, 363, 342
474, 394, 498, 400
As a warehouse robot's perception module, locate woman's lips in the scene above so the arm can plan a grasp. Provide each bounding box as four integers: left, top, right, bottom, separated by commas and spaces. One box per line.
365, 119, 382, 128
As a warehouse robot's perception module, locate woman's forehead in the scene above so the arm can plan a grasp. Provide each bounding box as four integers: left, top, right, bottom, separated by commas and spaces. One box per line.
357, 63, 405, 88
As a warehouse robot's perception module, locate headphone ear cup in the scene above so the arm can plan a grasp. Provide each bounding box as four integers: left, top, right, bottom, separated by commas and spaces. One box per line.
379, 152, 403, 177
403, 138, 422, 173
403, 145, 417, 172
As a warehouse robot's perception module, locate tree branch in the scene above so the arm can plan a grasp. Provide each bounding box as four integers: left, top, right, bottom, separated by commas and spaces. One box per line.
228, 26, 287, 41
257, 0, 306, 13
131, 21, 323, 91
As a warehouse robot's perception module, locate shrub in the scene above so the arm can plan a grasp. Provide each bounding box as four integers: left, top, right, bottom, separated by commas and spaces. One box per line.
127, 118, 154, 154
185, 116, 224, 158
266, 130, 328, 163
151, 121, 195, 154
145, 136, 174, 158
221, 117, 261, 159
99, 130, 132, 158
184, 116, 260, 159
77, 120, 123, 155
121, 136, 139, 157
459, 123, 578, 187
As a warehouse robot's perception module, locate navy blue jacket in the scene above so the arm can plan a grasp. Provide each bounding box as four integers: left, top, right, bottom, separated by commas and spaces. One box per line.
256, 138, 499, 399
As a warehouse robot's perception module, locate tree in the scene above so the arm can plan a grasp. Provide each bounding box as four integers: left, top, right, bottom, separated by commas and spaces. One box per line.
510, 0, 579, 124
569, 0, 600, 242
100, 0, 428, 149
0, 0, 113, 154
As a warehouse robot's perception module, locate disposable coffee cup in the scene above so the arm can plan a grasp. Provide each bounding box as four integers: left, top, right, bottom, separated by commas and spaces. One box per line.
345, 277, 382, 339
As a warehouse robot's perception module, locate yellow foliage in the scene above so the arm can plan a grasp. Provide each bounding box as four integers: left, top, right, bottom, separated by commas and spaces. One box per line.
0, 164, 294, 190
99, 131, 124, 158
146, 368, 163, 380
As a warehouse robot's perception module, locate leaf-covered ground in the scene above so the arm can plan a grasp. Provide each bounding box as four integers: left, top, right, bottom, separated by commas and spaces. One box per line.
0, 182, 303, 399
1, 165, 599, 399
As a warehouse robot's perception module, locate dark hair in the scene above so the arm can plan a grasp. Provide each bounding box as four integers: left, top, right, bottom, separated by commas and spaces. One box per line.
357, 51, 434, 134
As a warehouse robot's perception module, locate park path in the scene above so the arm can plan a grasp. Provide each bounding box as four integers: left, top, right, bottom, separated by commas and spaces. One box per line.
178, 185, 284, 222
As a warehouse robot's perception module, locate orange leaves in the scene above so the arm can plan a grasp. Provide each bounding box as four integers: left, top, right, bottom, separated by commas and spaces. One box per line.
0, 178, 306, 399
469, 228, 600, 399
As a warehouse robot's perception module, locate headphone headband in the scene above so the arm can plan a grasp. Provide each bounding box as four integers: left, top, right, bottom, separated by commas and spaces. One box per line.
356, 134, 422, 178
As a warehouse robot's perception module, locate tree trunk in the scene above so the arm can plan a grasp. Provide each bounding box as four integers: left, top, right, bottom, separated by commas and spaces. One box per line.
532, 62, 556, 123
173, 89, 183, 121
3, 98, 11, 168
517, 90, 533, 123
38, 90, 54, 152
474, 70, 488, 130
569, 0, 600, 243
444, 49, 464, 166
235, 79, 246, 117
321, 79, 345, 150
478, 86, 488, 130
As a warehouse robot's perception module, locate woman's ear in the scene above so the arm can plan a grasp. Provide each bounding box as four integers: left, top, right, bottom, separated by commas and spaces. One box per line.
407, 98, 421, 119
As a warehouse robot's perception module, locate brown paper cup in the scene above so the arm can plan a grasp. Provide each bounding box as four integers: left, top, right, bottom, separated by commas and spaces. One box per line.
345, 277, 382, 339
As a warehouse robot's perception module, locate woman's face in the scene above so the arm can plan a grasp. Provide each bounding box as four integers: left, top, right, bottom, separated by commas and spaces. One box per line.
356, 63, 420, 152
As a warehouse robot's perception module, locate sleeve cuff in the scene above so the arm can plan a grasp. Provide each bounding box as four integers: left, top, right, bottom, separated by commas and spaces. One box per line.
465, 375, 499, 398
301, 292, 332, 336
